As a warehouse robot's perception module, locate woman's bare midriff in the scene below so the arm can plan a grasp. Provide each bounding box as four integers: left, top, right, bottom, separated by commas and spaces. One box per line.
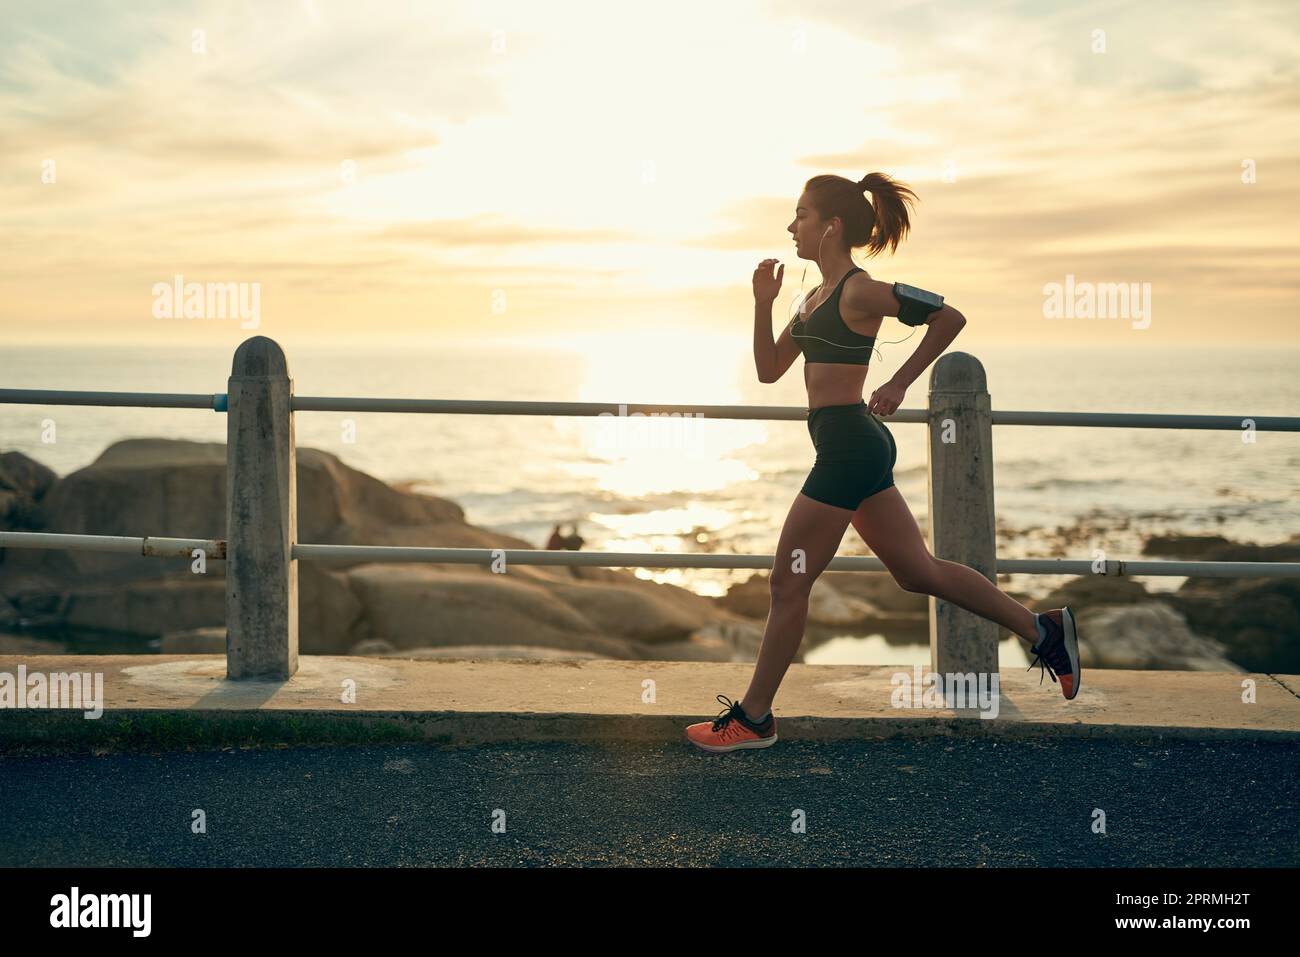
802, 297, 886, 409
803, 362, 871, 409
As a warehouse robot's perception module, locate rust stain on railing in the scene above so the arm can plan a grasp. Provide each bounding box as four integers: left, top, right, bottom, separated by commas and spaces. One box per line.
141, 537, 227, 560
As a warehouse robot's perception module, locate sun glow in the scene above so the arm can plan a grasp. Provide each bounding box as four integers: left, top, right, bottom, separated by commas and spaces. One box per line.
550, 331, 769, 498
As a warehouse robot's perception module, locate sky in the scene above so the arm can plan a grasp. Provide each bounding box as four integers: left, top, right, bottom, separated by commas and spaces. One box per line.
1, 0, 1298, 350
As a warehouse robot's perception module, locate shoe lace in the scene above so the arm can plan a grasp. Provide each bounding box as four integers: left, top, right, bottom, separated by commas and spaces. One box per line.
710, 694, 742, 735
1026, 619, 1071, 687
1026, 647, 1059, 687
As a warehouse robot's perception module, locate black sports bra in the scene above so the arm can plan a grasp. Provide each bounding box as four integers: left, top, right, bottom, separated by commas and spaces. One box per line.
789, 266, 877, 365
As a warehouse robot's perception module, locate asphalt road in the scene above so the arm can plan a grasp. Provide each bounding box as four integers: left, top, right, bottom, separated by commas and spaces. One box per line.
1, 737, 1296, 867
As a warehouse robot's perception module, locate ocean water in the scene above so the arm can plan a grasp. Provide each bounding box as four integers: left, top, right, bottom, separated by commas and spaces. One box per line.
2, 339, 1298, 661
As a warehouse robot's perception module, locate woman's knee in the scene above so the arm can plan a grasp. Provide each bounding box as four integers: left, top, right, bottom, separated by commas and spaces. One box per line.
768, 567, 815, 601
892, 557, 938, 594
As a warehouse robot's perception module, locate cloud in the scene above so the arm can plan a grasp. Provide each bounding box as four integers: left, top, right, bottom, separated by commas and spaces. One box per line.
1, 0, 1298, 344
375, 216, 635, 247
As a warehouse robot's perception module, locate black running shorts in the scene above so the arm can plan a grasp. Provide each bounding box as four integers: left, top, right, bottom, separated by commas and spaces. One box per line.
800, 400, 897, 510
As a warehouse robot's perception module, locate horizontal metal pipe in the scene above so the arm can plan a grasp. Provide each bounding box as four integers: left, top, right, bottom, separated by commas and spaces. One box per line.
997, 558, 1300, 578
289, 397, 1300, 430
3, 389, 1297, 430
0, 531, 226, 559
986, 409, 1299, 431
2, 534, 1294, 577
290, 543, 793, 569
291, 396, 824, 421
289, 544, 1300, 578
0, 388, 223, 410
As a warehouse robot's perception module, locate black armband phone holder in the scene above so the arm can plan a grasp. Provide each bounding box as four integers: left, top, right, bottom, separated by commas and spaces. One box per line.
893, 282, 944, 326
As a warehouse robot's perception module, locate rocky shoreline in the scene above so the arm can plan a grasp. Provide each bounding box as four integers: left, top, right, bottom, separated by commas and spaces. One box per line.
1, 442, 1297, 672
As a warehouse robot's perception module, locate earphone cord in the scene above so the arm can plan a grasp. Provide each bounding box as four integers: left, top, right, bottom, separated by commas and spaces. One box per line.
789, 230, 917, 362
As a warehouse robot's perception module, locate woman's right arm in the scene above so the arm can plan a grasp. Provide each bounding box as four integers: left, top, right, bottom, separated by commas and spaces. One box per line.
755, 303, 800, 383
752, 259, 799, 383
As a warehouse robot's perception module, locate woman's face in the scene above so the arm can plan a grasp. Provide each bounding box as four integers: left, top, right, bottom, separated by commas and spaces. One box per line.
786, 193, 828, 261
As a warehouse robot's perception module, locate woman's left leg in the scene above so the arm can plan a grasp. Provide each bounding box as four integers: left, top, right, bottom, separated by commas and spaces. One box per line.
851, 486, 1039, 645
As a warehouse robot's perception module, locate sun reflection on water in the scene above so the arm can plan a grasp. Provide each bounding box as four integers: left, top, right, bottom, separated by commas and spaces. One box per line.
555, 332, 771, 498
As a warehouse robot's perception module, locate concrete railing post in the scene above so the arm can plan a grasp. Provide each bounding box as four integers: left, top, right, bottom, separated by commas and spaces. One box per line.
926, 352, 999, 678
226, 336, 298, 679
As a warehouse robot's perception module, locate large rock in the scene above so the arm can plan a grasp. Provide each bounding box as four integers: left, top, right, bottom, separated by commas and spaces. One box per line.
821, 568, 929, 615
300, 562, 369, 654
1142, 532, 1300, 671
343, 565, 638, 657
1035, 572, 1299, 673
2, 440, 227, 585
685, 619, 769, 661
1035, 574, 1154, 609
1165, 577, 1300, 674
0, 594, 17, 627
0, 450, 57, 531
720, 570, 927, 632
1068, 602, 1243, 671
1143, 531, 1300, 564
0, 439, 743, 659
60, 576, 225, 636
542, 579, 717, 643
0, 450, 58, 500
1141, 533, 1238, 559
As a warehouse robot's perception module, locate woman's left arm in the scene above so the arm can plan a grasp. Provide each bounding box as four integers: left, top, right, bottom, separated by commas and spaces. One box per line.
839, 276, 967, 415
868, 304, 966, 415
888, 303, 966, 389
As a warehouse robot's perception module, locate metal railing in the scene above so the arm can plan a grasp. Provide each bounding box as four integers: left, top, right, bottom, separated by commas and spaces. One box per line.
2, 335, 1297, 679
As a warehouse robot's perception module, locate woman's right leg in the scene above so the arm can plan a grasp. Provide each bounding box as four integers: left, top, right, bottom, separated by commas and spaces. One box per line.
851, 485, 1039, 644
739, 491, 856, 718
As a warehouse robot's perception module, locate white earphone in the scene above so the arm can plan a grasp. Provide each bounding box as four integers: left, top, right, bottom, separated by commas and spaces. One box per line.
787, 214, 918, 360
789, 219, 878, 353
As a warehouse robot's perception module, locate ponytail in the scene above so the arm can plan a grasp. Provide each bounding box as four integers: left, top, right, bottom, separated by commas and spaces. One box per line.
858, 171, 917, 257
805, 171, 918, 257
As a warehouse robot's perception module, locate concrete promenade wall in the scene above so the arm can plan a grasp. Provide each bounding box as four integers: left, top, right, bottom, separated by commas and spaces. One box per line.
1, 655, 1296, 752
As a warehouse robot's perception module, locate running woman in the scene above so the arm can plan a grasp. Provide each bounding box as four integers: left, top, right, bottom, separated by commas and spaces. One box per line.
685, 172, 1081, 753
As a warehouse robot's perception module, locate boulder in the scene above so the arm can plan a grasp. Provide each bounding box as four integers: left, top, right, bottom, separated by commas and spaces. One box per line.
717, 574, 769, 619
299, 562, 367, 654
542, 579, 715, 643
1035, 573, 1298, 673
688, 618, 769, 661
344, 565, 641, 658
1035, 574, 1154, 609
2, 439, 745, 659
1143, 531, 1300, 564
1066, 602, 1242, 671
1141, 533, 1237, 558
0, 594, 17, 627
1166, 577, 1300, 674
0, 450, 58, 532
821, 568, 928, 615
61, 576, 225, 636
720, 570, 927, 632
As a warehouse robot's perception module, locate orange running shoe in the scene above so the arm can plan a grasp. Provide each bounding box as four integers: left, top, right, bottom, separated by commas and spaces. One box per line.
1027, 607, 1081, 700
685, 694, 778, 752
